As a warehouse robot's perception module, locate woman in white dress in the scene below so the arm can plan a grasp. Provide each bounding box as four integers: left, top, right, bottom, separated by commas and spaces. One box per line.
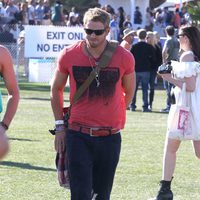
150, 26, 200, 200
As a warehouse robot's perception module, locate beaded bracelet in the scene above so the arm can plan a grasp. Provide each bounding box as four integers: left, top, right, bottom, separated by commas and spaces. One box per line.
55, 124, 65, 131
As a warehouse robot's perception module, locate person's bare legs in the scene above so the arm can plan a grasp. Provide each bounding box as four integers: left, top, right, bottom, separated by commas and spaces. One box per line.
162, 138, 181, 181
148, 138, 181, 200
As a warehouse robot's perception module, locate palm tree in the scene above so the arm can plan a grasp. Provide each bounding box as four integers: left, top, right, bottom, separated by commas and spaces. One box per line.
186, 0, 200, 27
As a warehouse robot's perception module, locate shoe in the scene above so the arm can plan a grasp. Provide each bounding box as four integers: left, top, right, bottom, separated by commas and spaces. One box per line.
142, 108, 152, 112
148, 179, 173, 200
160, 108, 170, 113
148, 105, 152, 111
148, 190, 173, 200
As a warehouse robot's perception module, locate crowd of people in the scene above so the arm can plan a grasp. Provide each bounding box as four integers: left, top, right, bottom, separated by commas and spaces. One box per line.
104, 4, 192, 41
0, 1, 193, 37
0, 1, 193, 47
0, 0, 83, 27
119, 24, 181, 113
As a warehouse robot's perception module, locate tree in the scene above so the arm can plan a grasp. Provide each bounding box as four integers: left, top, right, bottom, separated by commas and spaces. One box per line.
186, 0, 200, 27
64, 0, 100, 13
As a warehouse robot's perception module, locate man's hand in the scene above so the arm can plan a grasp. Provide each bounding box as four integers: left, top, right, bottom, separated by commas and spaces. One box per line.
0, 126, 9, 160
54, 130, 66, 153
159, 73, 172, 81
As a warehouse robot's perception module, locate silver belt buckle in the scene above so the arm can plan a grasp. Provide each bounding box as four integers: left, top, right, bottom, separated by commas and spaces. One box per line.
90, 128, 99, 137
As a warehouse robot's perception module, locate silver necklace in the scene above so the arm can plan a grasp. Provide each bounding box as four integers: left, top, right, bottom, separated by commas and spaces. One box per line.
85, 45, 100, 87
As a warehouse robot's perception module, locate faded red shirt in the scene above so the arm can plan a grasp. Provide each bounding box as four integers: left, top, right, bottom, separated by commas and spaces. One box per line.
57, 41, 135, 129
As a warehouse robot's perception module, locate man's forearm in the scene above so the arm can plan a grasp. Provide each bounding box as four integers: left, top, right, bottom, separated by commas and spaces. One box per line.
124, 93, 133, 108
2, 92, 19, 127
51, 89, 64, 120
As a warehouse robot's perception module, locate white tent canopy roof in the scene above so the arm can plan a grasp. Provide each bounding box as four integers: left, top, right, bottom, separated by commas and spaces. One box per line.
156, 0, 194, 9
165, 0, 193, 3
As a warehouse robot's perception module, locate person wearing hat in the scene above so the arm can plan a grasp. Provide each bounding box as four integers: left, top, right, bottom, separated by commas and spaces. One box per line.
120, 28, 135, 50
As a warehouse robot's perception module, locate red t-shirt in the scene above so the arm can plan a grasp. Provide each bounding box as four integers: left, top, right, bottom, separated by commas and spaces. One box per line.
57, 41, 135, 129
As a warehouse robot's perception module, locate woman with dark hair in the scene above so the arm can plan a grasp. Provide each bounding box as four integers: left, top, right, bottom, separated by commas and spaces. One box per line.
180, 26, 200, 60
117, 6, 125, 42
149, 26, 200, 200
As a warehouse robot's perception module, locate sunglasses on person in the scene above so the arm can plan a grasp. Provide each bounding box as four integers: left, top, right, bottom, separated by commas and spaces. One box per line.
84, 28, 106, 36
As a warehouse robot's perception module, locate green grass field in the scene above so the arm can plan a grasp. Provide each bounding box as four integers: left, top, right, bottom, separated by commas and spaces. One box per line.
0, 82, 199, 200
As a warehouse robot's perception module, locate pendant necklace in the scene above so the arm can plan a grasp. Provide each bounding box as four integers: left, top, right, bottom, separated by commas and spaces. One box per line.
85, 45, 100, 87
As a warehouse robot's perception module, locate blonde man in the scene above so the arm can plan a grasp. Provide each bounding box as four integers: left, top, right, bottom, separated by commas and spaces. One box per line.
51, 7, 135, 200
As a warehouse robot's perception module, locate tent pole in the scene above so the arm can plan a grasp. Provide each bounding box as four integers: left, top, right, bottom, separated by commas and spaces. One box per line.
180, 0, 183, 10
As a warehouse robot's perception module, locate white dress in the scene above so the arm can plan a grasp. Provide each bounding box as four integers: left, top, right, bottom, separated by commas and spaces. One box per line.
167, 53, 200, 140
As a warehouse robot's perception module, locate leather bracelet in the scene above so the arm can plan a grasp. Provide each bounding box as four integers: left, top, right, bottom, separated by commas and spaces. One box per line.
0, 121, 9, 130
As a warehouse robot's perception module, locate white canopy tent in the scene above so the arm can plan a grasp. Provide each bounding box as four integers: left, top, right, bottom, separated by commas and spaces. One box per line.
158, 0, 194, 9
165, 0, 193, 3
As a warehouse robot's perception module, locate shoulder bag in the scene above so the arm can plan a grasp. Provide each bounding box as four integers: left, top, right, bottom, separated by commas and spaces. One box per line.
167, 83, 192, 140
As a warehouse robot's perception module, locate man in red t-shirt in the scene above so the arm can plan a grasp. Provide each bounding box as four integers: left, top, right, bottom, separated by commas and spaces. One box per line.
51, 7, 135, 200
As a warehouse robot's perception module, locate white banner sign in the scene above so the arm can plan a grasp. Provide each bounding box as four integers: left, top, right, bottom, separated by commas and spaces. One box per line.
25, 26, 85, 58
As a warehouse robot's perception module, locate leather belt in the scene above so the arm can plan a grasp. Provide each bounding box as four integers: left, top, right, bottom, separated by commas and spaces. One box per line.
68, 124, 120, 137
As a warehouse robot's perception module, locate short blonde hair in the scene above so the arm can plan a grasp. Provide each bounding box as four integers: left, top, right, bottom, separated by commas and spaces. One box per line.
153, 31, 160, 43
146, 31, 156, 47
83, 7, 110, 28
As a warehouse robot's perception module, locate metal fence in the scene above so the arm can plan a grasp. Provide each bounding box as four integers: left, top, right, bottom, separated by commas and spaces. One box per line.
1, 23, 167, 84
0, 24, 56, 83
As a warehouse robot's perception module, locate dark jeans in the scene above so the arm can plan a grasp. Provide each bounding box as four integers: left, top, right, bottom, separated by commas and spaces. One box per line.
163, 80, 173, 109
131, 71, 150, 110
66, 129, 121, 200
149, 70, 157, 107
